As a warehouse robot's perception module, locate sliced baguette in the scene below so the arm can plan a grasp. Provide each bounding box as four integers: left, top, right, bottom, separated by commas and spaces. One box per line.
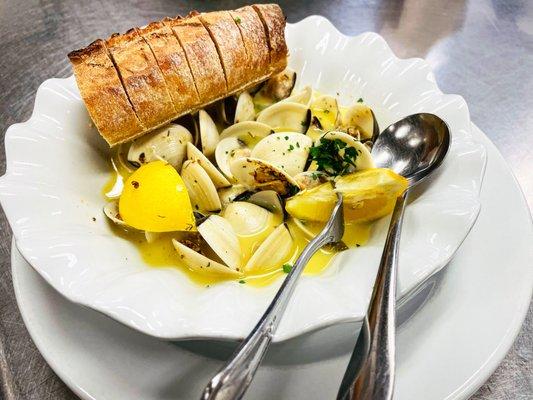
68, 39, 145, 144
253, 4, 288, 72
165, 14, 227, 103
106, 29, 176, 128
199, 11, 249, 92
229, 6, 270, 79
137, 22, 200, 112
69, 5, 289, 146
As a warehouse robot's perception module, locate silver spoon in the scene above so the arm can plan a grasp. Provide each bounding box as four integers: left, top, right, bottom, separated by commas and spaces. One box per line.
337, 113, 450, 400
202, 194, 345, 400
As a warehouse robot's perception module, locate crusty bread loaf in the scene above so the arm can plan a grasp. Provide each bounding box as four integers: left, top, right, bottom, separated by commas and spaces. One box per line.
137, 22, 200, 113
68, 39, 145, 144
68, 4, 288, 146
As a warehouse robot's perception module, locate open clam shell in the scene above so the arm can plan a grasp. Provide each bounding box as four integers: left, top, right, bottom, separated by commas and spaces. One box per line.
172, 239, 241, 277
229, 157, 299, 196
127, 123, 192, 170
256, 102, 311, 133
197, 215, 242, 270
256, 68, 296, 102
186, 143, 230, 188
103, 200, 126, 226
181, 160, 222, 212
244, 223, 293, 272
251, 132, 313, 176
310, 95, 340, 131
247, 190, 284, 218
293, 170, 329, 190
219, 121, 273, 141
198, 109, 219, 157
340, 102, 376, 140
234, 91, 256, 123
280, 85, 312, 106
222, 201, 273, 236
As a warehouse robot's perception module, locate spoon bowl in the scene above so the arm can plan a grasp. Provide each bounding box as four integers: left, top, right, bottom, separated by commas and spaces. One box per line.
372, 113, 450, 185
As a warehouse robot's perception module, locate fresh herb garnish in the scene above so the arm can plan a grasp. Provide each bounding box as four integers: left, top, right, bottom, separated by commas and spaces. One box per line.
357, 97, 364, 103
234, 17, 242, 24
239, 279, 246, 284
309, 138, 359, 176
296, 142, 300, 148
282, 263, 293, 273
288, 144, 294, 152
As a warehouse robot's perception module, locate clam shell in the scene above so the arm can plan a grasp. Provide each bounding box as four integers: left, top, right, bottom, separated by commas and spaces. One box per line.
251, 132, 313, 176
280, 85, 312, 106
310, 95, 340, 131
186, 143, 230, 188
222, 201, 273, 236
219, 121, 273, 141
258, 68, 296, 101
214, 137, 251, 181
181, 160, 222, 212
103, 200, 125, 226
173, 239, 241, 277
247, 190, 284, 218
198, 215, 241, 270
234, 91, 256, 123
199, 109, 219, 157
244, 223, 293, 272
229, 157, 299, 196
319, 131, 375, 171
127, 124, 192, 170
293, 171, 329, 190
341, 103, 375, 140
256, 102, 311, 133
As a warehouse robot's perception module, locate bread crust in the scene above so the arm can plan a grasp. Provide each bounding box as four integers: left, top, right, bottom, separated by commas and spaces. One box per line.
68, 5, 288, 146
165, 15, 227, 103
68, 39, 144, 145
106, 29, 176, 128
229, 6, 270, 79
199, 11, 249, 92
137, 22, 200, 112
252, 4, 288, 72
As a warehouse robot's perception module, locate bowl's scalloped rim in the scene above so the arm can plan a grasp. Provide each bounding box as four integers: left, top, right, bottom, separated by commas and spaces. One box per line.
0, 16, 487, 342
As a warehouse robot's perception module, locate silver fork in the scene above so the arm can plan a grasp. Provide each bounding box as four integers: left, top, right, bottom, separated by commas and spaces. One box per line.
201, 194, 345, 400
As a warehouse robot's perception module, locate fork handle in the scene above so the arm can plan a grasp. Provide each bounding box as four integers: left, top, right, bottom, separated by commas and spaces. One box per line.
201, 230, 334, 400
337, 191, 408, 400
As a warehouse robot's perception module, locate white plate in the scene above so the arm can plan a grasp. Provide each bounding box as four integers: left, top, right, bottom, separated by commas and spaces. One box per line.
0, 17, 486, 341
12, 124, 533, 400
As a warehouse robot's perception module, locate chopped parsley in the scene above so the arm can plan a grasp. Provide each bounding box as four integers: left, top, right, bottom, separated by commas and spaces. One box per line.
239, 279, 246, 284
234, 17, 242, 24
309, 138, 359, 176
282, 263, 293, 273
357, 97, 364, 103
296, 142, 300, 148
288, 144, 294, 152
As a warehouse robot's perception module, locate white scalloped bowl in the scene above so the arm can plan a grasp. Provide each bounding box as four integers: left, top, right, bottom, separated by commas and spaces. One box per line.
0, 17, 486, 342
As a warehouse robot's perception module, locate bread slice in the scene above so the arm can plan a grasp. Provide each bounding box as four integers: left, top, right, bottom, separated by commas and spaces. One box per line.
137, 22, 200, 112
199, 11, 249, 92
252, 4, 288, 72
229, 6, 270, 80
68, 39, 145, 145
165, 15, 227, 103
106, 29, 176, 128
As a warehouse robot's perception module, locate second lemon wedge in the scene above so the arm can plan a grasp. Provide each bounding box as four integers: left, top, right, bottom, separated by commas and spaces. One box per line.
285, 168, 408, 223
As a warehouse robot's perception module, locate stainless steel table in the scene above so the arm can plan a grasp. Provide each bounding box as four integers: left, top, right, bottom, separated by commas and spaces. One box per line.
0, 1, 531, 399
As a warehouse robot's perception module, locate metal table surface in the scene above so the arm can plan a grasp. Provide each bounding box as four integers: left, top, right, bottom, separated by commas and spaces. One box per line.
0, 0, 531, 399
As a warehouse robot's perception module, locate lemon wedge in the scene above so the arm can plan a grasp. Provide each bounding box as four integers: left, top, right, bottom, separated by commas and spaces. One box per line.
119, 161, 195, 232
285, 169, 408, 223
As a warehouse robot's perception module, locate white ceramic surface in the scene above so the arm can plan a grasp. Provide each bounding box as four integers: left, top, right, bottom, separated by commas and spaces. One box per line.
11, 125, 533, 400
0, 17, 486, 341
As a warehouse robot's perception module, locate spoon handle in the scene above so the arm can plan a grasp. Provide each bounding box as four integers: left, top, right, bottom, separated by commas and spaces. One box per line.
337, 191, 408, 400
201, 197, 344, 400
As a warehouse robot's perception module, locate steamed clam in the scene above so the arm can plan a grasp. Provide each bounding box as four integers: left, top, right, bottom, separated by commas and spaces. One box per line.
280, 85, 312, 106
250, 132, 313, 176
229, 157, 299, 196
127, 124, 192, 169
198, 109, 219, 157
197, 215, 242, 270
244, 223, 293, 272
181, 159, 221, 212
256, 102, 311, 133
222, 201, 274, 235
340, 102, 376, 140
319, 131, 375, 171
187, 143, 231, 188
